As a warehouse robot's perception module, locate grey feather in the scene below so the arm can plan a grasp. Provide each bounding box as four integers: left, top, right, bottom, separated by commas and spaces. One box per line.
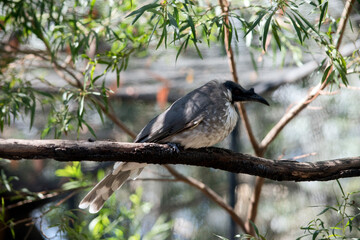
79, 170, 131, 213
135, 80, 226, 143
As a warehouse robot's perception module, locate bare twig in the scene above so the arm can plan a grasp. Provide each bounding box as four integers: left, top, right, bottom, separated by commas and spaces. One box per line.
218, 0, 239, 83
164, 165, 247, 232
335, 0, 354, 50
237, 102, 262, 155
259, 80, 326, 153
134, 178, 180, 182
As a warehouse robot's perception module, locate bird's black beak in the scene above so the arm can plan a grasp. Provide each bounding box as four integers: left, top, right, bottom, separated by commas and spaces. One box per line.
241, 88, 270, 106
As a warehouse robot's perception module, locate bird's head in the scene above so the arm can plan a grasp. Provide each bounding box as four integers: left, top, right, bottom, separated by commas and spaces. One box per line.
223, 81, 269, 106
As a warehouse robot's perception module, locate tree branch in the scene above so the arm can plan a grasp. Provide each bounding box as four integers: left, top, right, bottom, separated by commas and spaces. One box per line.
1, 139, 360, 182
246, 0, 356, 232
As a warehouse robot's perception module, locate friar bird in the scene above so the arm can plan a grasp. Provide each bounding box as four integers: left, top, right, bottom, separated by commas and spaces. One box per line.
79, 80, 269, 213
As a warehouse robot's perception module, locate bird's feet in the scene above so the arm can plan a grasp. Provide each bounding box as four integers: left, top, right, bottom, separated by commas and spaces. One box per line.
166, 142, 182, 153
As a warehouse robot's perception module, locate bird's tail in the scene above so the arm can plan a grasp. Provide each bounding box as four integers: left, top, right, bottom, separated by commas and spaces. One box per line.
79, 162, 146, 213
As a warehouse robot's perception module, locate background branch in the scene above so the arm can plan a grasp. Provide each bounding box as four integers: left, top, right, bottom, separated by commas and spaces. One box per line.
164, 165, 247, 232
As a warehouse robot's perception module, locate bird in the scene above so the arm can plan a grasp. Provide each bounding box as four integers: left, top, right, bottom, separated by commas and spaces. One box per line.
79, 80, 269, 213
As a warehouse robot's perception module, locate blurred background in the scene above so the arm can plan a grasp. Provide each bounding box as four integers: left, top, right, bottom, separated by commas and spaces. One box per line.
1, 0, 360, 239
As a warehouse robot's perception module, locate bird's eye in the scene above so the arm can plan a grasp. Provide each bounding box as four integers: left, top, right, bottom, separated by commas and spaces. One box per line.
233, 88, 241, 95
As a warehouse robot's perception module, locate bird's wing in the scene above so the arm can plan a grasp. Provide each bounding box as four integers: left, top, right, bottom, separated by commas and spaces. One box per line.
135, 85, 213, 143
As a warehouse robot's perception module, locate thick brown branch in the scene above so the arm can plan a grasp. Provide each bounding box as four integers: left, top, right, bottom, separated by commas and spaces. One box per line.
1, 139, 360, 182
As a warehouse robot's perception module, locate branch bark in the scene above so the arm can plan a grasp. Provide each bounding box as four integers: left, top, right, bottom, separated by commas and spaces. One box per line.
1, 139, 360, 182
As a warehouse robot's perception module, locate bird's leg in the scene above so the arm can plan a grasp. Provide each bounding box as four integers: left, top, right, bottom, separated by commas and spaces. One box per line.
166, 142, 182, 153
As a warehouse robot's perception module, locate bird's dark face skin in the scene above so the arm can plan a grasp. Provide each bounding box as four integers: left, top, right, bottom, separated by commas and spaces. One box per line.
223, 81, 270, 106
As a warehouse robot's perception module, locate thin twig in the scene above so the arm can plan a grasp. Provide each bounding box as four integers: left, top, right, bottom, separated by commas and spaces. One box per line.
164, 165, 247, 232
218, 0, 239, 83
133, 178, 180, 182
0, 217, 33, 233
335, 0, 354, 50
237, 102, 262, 155
259, 80, 326, 152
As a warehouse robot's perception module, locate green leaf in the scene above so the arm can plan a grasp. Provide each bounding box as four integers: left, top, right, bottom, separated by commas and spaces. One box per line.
249, 220, 260, 237
156, 22, 167, 49
227, 21, 233, 48
148, 17, 161, 46
293, 9, 318, 35
41, 127, 51, 138
245, 10, 267, 36
326, 69, 335, 84
317, 206, 331, 216
287, 13, 303, 43
321, 65, 332, 83
312, 230, 321, 240
176, 36, 189, 61
1, 170, 13, 192
127, 3, 161, 24
336, 179, 345, 196
339, 54, 347, 71
34, 90, 54, 99
318, 1, 328, 31
79, 95, 85, 116
293, 14, 308, 35
348, 17, 354, 33
83, 119, 97, 138
272, 23, 282, 50
193, 41, 203, 59
62, 181, 83, 190
334, 61, 348, 86
213, 234, 228, 240
168, 12, 178, 31
187, 16, 196, 40
55, 162, 83, 179
263, 11, 275, 51
346, 217, 353, 232
233, 26, 239, 42
250, 50, 258, 72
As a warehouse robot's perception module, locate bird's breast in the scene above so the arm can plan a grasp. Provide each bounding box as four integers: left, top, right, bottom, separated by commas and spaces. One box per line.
165, 103, 238, 148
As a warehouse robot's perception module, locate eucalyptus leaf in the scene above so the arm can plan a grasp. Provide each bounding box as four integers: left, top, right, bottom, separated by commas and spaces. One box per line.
245, 10, 267, 36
